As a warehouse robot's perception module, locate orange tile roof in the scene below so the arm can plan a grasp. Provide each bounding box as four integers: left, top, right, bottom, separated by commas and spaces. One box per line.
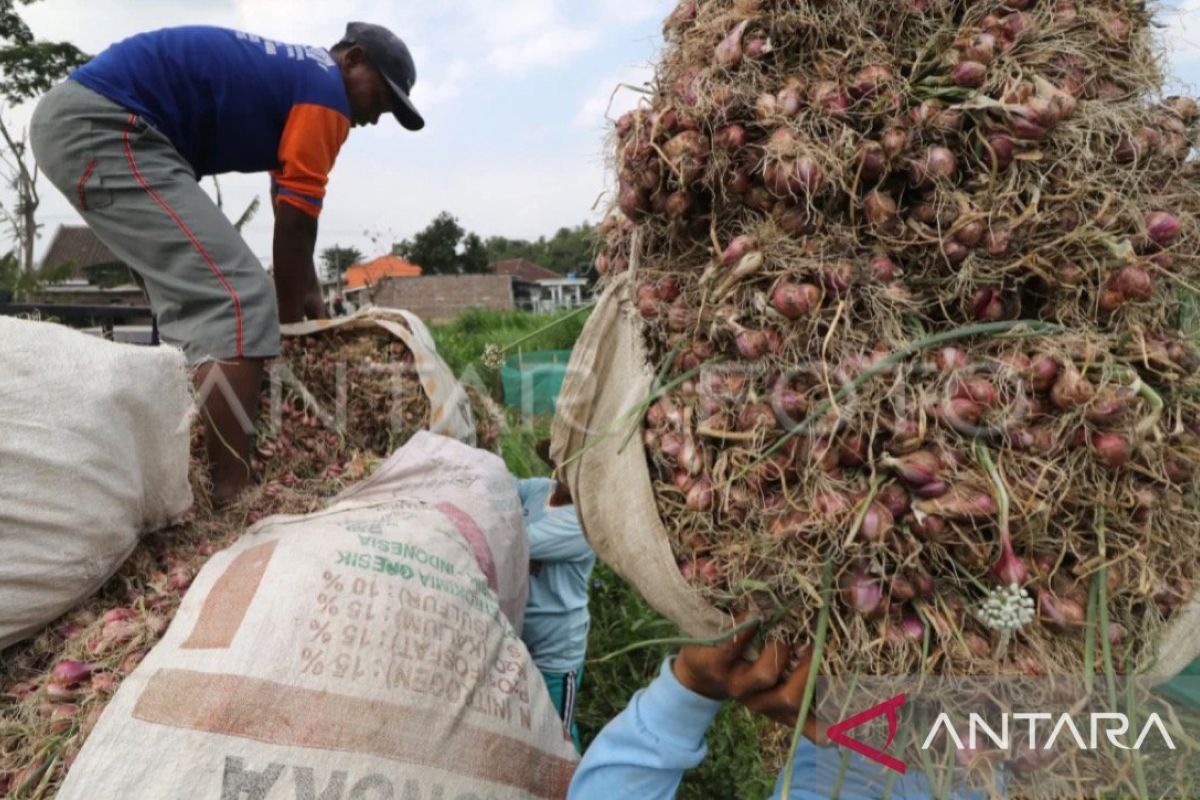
344, 255, 422, 289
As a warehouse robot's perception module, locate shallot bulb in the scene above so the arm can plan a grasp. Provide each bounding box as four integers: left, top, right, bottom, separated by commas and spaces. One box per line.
1144, 211, 1182, 247
899, 613, 926, 642
715, 20, 750, 69
842, 569, 885, 618
686, 478, 714, 510
858, 502, 895, 542
735, 329, 770, 360
722, 235, 757, 267
952, 61, 988, 88
1091, 432, 1132, 470
910, 146, 958, 186
771, 281, 813, 320
50, 660, 93, 687
850, 64, 893, 99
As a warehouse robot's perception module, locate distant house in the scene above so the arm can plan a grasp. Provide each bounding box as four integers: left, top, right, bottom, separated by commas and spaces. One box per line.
344, 255, 422, 291
491, 258, 589, 313
5, 226, 153, 339
41, 225, 127, 282
32, 225, 148, 311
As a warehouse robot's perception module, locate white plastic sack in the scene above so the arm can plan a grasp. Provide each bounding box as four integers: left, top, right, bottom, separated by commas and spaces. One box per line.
0, 317, 193, 650
58, 432, 577, 800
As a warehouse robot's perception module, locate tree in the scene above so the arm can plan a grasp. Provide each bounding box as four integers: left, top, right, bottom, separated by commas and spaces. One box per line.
483, 222, 596, 276
0, 247, 73, 299
319, 244, 364, 279
0, 0, 88, 105
392, 211, 474, 275
0, 1, 89, 273
459, 232, 489, 275
0, 119, 38, 274
542, 223, 596, 276
211, 176, 261, 234
393, 213, 599, 277
233, 196, 260, 233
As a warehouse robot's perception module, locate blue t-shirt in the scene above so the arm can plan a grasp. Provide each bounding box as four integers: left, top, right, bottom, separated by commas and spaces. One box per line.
517, 478, 596, 673
71, 26, 350, 216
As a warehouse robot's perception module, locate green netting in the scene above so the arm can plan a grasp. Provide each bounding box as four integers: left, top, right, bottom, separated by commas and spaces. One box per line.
1160, 659, 1200, 709
501, 350, 572, 416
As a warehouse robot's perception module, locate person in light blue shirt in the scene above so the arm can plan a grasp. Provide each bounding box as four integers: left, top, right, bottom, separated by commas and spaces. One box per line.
569, 618, 993, 799
517, 441, 596, 753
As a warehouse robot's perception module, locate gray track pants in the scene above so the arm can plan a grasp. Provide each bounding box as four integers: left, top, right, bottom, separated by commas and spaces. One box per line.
31, 80, 280, 364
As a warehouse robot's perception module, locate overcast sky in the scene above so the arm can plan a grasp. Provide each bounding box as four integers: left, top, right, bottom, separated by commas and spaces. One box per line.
7, 0, 1200, 268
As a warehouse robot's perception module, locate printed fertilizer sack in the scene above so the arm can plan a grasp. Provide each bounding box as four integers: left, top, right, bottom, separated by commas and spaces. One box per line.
58, 433, 577, 799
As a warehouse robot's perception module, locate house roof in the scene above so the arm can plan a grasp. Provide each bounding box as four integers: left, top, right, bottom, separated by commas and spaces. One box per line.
491, 258, 561, 283
41, 225, 121, 277
344, 255, 423, 289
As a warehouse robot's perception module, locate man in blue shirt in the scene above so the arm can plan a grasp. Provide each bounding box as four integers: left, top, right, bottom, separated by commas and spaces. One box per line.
30, 23, 422, 505
517, 441, 596, 752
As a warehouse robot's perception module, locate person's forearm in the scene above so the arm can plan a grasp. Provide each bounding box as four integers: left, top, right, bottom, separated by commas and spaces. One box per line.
273, 203, 319, 323
568, 659, 722, 799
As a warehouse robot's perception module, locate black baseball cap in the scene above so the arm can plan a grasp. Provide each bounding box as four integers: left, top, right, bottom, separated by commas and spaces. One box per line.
342, 22, 424, 131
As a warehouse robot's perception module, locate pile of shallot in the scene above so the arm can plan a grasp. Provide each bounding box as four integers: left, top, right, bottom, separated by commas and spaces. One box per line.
598, 0, 1200, 689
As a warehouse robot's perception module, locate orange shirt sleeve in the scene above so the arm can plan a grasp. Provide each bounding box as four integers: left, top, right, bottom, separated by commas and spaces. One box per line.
271, 103, 350, 218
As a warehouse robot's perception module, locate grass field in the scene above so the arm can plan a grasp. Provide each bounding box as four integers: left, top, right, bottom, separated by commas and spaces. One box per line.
430, 309, 780, 798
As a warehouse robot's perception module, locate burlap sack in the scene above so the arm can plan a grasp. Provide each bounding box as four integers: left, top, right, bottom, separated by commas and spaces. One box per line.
0, 317, 193, 650
58, 432, 577, 799
551, 272, 727, 641
281, 306, 477, 446
1145, 600, 1200, 685
551, 276, 1200, 683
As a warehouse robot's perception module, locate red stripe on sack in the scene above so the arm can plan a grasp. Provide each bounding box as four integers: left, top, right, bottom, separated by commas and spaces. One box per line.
181, 541, 278, 650
76, 159, 97, 211
122, 114, 245, 357
434, 501, 498, 595
132, 669, 578, 799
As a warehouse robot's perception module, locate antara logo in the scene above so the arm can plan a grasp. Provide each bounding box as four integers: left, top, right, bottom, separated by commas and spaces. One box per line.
920, 712, 1177, 753
827, 693, 908, 774
826, 695, 1177, 776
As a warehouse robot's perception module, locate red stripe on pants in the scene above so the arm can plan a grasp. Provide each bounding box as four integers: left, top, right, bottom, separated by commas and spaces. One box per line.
121, 114, 245, 357
76, 159, 96, 211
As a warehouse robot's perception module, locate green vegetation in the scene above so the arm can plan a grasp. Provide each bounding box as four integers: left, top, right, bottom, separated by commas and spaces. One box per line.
0, 0, 89, 106
392, 211, 596, 277
431, 308, 776, 799
320, 245, 365, 279
1, 3, 91, 275
484, 222, 596, 277
430, 306, 590, 392
392, 211, 490, 275
0, 250, 73, 299
489, 411, 553, 481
